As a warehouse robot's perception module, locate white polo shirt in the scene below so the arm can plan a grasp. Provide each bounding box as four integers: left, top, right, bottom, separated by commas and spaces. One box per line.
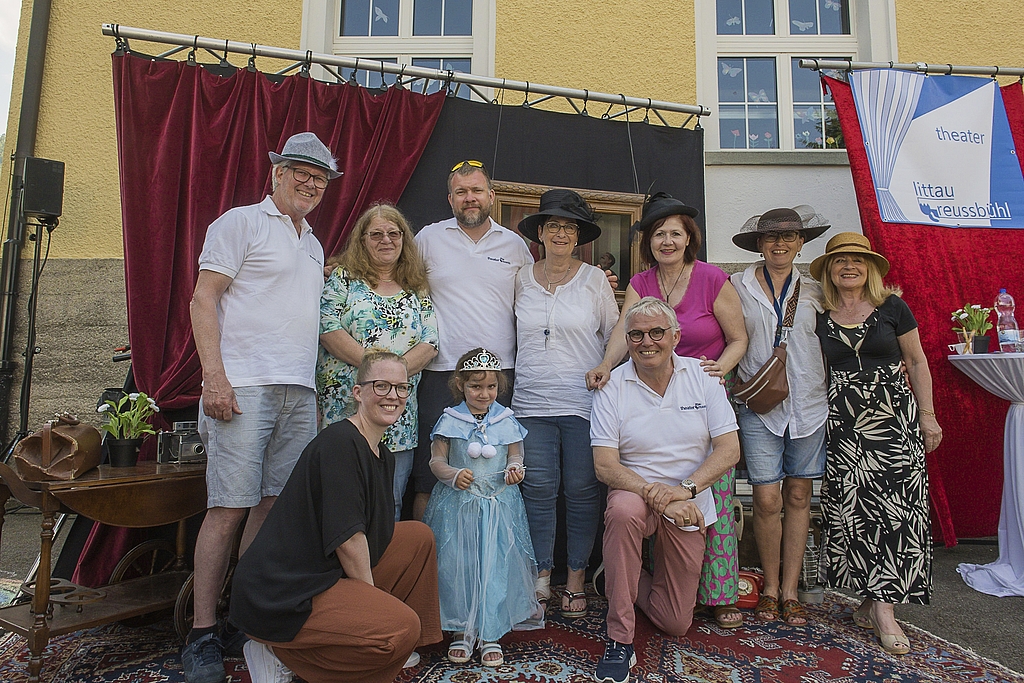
415, 216, 533, 370
198, 196, 325, 389
590, 353, 739, 525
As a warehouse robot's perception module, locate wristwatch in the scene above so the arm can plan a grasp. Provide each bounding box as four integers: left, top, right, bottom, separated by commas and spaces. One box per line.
681, 478, 697, 499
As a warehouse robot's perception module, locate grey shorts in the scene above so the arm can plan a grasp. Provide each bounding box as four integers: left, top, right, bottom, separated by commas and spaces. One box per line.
199, 384, 317, 508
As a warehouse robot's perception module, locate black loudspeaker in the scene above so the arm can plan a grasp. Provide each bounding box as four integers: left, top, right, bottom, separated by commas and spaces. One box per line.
22, 157, 65, 220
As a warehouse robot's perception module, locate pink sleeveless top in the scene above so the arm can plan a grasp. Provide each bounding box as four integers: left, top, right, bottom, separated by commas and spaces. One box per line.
630, 260, 729, 360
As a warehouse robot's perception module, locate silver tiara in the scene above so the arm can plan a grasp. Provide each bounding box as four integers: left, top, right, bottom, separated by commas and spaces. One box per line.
461, 350, 502, 372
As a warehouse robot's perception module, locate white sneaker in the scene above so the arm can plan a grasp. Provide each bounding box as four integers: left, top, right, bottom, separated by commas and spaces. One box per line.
403, 651, 420, 668
243, 639, 294, 683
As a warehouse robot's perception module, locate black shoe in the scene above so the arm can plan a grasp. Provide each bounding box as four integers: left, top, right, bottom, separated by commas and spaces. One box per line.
181, 632, 225, 683
595, 639, 636, 683
221, 621, 249, 657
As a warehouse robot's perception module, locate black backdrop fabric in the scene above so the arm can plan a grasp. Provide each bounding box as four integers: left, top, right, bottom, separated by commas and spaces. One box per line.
398, 96, 706, 256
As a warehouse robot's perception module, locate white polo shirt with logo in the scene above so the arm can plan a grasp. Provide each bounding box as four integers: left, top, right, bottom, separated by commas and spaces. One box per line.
415, 216, 533, 370
590, 353, 738, 526
198, 196, 325, 389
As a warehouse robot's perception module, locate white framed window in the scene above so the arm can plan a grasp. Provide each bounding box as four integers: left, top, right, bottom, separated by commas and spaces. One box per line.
301, 0, 495, 99
697, 0, 896, 152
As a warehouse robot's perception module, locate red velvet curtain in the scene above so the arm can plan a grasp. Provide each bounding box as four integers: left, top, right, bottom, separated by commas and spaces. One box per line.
827, 76, 1024, 542
72, 53, 445, 586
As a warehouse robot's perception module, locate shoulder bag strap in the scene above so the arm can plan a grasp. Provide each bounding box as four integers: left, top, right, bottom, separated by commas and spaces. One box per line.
777, 278, 801, 348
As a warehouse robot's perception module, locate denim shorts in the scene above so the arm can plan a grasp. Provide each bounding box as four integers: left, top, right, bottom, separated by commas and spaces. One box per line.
199, 384, 317, 508
736, 402, 826, 485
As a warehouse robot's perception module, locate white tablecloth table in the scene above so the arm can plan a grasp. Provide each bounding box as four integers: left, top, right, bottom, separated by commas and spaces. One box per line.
949, 352, 1024, 597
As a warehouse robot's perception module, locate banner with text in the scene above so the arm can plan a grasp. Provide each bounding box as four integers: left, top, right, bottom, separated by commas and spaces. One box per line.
850, 69, 1024, 228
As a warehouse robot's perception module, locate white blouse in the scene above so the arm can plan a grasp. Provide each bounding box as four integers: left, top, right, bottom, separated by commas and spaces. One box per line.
730, 263, 828, 439
513, 263, 619, 420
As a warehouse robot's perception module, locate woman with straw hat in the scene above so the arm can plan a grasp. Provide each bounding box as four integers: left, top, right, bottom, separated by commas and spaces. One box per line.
730, 206, 829, 627
810, 232, 941, 655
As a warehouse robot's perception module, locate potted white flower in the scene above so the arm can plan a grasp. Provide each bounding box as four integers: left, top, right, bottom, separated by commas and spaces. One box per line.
97, 391, 160, 467
950, 304, 994, 354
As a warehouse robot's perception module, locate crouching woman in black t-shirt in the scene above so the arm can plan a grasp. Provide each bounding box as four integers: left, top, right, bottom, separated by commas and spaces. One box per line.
230, 349, 442, 683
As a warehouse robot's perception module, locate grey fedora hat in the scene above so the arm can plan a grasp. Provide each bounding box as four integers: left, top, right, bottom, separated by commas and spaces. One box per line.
268, 132, 342, 179
732, 204, 830, 252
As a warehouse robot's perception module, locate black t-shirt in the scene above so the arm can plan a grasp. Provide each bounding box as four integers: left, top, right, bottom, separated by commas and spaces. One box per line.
229, 419, 395, 642
816, 294, 918, 371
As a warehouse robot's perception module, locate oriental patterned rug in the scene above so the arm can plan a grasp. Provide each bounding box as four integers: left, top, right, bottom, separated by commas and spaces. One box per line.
0, 589, 1020, 683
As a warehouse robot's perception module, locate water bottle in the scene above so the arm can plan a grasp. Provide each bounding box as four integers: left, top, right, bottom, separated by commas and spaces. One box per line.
995, 289, 1021, 353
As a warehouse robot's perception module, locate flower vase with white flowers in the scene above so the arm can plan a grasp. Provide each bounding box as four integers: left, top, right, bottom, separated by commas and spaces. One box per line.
950, 304, 994, 354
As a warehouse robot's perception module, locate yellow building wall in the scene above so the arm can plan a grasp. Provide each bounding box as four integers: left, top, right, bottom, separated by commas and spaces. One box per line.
495, 0, 697, 117
895, 1, 1024, 71
2, 1, 304, 259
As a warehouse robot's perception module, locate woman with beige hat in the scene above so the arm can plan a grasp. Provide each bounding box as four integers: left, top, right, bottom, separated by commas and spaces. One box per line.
729, 206, 830, 627
811, 232, 941, 656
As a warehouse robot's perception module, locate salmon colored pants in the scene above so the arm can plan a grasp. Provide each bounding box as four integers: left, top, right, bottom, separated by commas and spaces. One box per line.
260, 521, 442, 683
602, 489, 705, 644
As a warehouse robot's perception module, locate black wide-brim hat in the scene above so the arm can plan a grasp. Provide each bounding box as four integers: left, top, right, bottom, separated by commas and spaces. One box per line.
632, 191, 699, 235
732, 205, 830, 252
517, 189, 602, 245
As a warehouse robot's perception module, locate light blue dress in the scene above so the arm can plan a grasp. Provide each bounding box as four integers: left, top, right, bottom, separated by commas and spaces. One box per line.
422, 402, 540, 648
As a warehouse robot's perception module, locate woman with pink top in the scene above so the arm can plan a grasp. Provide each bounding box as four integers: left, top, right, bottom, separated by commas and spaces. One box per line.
587, 192, 748, 629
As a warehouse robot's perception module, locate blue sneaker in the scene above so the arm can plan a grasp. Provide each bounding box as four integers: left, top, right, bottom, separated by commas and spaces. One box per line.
595, 640, 636, 683
181, 632, 225, 683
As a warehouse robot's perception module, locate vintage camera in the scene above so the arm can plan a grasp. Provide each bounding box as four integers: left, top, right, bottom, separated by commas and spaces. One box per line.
157, 421, 207, 463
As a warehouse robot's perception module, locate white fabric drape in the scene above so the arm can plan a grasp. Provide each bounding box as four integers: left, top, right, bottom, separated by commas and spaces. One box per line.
949, 353, 1024, 597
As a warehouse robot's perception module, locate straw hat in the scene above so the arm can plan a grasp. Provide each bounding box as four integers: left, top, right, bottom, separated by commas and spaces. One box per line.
517, 189, 602, 245
809, 232, 890, 281
268, 132, 342, 179
732, 205, 830, 252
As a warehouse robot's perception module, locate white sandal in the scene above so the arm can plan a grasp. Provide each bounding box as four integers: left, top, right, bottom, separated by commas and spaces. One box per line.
480, 641, 504, 667
535, 574, 552, 605
447, 634, 472, 664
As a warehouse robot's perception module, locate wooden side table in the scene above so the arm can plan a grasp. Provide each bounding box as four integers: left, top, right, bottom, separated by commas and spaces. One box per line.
0, 461, 206, 682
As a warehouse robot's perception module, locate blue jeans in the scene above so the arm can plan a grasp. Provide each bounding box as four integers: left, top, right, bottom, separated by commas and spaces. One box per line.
518, 415, 601, 572
392, 449, 413, 521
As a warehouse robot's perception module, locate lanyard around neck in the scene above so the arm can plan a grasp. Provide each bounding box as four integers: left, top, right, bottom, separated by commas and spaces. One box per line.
763, 265, 794, 346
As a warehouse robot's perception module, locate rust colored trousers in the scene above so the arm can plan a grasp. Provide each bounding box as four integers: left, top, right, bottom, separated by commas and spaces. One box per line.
259, 521, 442, 683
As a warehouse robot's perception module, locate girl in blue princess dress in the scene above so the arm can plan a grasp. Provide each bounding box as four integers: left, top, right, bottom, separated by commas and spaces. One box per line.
423, 347, 540, 668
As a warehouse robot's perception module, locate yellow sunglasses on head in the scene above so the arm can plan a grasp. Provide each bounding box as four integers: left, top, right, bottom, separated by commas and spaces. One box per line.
450, 159, 484, 172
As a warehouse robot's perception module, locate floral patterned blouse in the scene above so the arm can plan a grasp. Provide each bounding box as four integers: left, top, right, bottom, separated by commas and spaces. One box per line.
316, 270, 438, 452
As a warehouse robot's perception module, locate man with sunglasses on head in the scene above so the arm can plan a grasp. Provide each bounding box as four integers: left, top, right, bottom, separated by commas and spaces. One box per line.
184, 132, 338, 683
410, 160, 534, 519
590, 297, 739, 683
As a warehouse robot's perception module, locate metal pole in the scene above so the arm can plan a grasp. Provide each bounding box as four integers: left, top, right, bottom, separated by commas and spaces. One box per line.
798, 58, 1024, 78
101, 24, 710, 118
0, 0, 55, 445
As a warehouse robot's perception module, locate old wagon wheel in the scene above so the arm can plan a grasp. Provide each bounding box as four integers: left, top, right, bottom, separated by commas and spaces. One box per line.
109, 539, 178, 583
173, 557, 237, 642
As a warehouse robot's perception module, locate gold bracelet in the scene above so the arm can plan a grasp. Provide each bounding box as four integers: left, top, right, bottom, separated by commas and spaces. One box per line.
920, 407, 936, 416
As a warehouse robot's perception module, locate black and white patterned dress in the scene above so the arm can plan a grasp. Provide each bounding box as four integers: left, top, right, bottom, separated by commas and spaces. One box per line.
815, 295, 931, 604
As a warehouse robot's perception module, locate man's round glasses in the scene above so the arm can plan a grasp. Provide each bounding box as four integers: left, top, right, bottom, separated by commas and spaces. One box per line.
290, 167, 329, 189
762, 230, 801, 244
358, 380, 412, 398
627, 327, 668, 343
543, 221, 579, 236
366, 230, 403, 243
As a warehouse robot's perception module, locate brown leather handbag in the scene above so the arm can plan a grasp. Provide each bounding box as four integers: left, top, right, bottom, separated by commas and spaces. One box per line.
13, 413, 102, 481
733, 279, 800, 414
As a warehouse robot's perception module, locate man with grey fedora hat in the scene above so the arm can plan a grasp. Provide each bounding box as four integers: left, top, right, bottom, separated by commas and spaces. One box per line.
185, 132, 339, 683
